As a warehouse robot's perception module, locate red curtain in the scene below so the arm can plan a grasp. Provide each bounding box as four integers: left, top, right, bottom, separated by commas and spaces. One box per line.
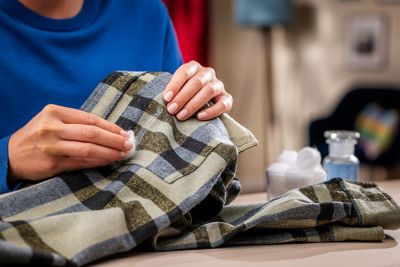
163, 0, 209, 66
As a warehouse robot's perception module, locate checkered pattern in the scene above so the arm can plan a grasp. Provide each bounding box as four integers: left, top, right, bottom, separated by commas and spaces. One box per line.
0, 72, 398, 266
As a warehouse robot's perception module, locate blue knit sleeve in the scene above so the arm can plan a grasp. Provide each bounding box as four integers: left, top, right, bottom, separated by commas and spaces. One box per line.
161, 5, 183, 73
0, 136, 20, 194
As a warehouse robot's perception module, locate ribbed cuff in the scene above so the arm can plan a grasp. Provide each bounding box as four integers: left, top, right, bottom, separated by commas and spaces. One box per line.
0, 135, 21, 194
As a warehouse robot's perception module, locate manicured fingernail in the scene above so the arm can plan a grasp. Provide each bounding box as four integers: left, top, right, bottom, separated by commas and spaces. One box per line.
167, 102, 178, 113
177, 109, 188, 120
164, 91, 173, 102
124, 141, 133, 150
198, 111, 207, 120
188, 64, 199, 76
120, 130, 130, 138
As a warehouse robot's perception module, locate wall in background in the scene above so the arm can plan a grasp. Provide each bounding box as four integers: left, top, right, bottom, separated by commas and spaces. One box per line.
210, 0, 400, 193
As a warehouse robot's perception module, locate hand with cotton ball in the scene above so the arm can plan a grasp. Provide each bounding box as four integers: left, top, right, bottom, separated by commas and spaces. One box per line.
266, 147, 326, 200
122, 130, 136, 160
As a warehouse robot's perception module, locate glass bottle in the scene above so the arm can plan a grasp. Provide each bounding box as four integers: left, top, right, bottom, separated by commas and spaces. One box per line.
323, 130, 360, 181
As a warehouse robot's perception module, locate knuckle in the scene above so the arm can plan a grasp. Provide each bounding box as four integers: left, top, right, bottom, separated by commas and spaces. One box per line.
223, 95, 233, 111
193, 76, 204, 87
43, 104, 58, 115
86, 113, 98, 126
83, 125, 98, 139
37, 124, 55, 137
205, 84, 217, 97
206, 67, 215, 76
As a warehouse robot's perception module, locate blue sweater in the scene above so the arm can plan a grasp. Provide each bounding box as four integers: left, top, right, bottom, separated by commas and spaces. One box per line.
0, 0, 183, 194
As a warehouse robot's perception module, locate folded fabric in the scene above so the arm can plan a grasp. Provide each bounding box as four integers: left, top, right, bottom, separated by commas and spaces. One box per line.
0, 72, 398, 266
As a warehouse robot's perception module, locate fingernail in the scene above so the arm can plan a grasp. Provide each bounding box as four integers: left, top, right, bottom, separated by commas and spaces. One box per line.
198, 111, 207, 120
177, 109, 188, 120
120, 151, 127, 158
167, 102, 178, 114
124, 141, 133, 150
120, 130, 130, 138
164, 91, 173, 102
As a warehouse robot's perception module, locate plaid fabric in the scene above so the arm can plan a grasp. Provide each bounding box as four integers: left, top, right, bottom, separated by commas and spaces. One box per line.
0, 72, 398, 266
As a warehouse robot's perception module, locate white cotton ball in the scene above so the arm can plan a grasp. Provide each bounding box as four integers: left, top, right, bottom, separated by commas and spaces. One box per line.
276, 150, 298, 166
295, 147, 321, 170
267, 162, 290, 173
123, 130, 136, 160
266, 163, 290, 200
285, 167, 308, 189
310, 166, 326, 184
285, 166, 326, 189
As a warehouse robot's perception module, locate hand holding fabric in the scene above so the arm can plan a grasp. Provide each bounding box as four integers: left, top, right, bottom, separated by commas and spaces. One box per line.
163, 60, 233, 121
8, 105, 134, 181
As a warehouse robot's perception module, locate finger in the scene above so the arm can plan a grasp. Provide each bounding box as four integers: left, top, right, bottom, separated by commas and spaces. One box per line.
176, 80, 224, 121
58, 124, 134, 151
167, 67, 216, 116
58, 157, 112, 172
51, 140, 126, 161
163, 61, 201, 102
46, 105, 126, 137
197, 94, 233, 120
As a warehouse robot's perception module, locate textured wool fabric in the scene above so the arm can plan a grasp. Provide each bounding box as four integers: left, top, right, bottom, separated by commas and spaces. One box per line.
0, 72, 398, 266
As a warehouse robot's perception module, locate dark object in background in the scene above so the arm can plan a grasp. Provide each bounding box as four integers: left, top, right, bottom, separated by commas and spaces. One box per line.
309, 87, 400, 166
234, 0, 293, 27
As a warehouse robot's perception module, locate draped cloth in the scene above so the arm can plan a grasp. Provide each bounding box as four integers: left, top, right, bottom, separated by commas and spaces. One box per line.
0, 72, 398, 266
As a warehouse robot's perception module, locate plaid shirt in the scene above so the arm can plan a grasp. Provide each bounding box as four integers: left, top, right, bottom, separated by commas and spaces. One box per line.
0, 72, 398, 266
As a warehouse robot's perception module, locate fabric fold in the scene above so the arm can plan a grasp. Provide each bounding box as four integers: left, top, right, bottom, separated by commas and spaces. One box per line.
0, 71, 398, 267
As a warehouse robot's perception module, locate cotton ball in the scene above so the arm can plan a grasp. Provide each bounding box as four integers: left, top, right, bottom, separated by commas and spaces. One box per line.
276, 150, 298, 166
285, 166, 326, 189
295, 147, 321, 170
267, 162, 290, 173
266, 163, 290, 200
123, 130, 136, 160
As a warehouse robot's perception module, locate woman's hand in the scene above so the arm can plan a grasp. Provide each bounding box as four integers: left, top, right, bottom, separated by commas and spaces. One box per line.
8, 104, 134, 181
163, 61, 233, 121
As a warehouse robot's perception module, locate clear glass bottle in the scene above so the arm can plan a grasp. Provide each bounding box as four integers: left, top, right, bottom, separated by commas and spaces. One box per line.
323, 130, 360, 181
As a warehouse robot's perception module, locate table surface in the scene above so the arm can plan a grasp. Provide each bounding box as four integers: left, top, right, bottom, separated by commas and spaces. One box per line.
93, 180, 400, 267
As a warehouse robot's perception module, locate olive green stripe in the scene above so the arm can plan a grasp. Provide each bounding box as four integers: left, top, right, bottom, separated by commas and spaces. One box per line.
113, 198, 154, 233
326, 182, 350, 202
124, 172, 178, 214
15, 223, 57, 254
109, 73, 144, 93
299, 186, 319, 203
193, 226, 211, 245
212, 143, 237, 163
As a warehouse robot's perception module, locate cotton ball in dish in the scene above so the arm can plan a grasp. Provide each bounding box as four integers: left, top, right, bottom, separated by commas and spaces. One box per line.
266, 163, 290, 200
295, 147, 321, 170
276, 150, 298, 166
267, 162, 290, 173
123, 130, 136, 160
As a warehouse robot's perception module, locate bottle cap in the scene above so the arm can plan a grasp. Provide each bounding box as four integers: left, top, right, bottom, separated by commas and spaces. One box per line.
324, 130, 360, 142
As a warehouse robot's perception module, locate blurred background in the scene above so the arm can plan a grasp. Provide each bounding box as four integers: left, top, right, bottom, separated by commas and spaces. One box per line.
163, 0, 400, 193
